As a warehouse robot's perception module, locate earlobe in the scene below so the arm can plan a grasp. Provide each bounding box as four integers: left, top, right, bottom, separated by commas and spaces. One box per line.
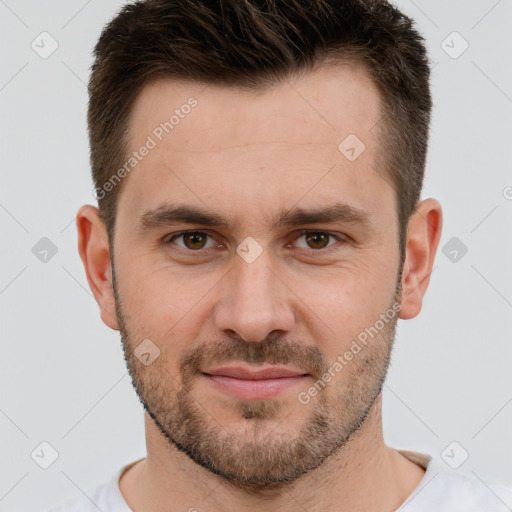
398, 198, 443, 320
76, 205, 119, 330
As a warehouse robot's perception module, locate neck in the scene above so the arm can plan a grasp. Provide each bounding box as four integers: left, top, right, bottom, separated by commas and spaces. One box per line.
120, 395, 425, 512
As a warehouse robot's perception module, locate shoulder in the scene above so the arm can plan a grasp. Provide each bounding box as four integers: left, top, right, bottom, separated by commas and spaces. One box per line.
41, 466, 130, 512
400, 455, 512, 512
431, 468, 512, 510
42, 492, 101, 512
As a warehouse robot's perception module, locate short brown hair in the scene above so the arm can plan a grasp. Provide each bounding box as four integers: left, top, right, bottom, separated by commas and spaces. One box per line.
88, 0, 431, 262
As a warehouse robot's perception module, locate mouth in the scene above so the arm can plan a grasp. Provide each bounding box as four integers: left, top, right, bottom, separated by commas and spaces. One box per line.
200, 365, 310, 400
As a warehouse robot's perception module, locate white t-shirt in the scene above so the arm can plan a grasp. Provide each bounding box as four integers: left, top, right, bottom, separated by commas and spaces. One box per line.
42, 450, 512, 511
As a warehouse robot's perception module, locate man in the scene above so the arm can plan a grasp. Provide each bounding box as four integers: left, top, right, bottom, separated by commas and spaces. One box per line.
45, 0, 512, 510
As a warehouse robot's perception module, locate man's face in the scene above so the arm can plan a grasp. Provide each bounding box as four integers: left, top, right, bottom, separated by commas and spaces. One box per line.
111, 62, 403, 490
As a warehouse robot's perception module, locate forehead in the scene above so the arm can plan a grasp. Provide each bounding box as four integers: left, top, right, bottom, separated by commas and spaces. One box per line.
128, 61, 381, 149
117, 62, 394, 234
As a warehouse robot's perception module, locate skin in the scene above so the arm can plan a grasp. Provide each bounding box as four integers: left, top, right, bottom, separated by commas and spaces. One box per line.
77, 61, 442, 512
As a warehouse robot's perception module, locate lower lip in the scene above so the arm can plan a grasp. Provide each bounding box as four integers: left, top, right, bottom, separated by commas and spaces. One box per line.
201, 373, 309, 400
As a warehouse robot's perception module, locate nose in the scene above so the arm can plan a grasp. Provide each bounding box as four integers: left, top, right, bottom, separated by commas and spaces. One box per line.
213, 248, 296, 343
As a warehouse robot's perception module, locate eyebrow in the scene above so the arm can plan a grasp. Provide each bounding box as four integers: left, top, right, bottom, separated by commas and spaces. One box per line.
136, 202, 372, 233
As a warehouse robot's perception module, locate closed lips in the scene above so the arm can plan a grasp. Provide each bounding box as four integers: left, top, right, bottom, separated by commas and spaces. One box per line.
201, 366, 308, 380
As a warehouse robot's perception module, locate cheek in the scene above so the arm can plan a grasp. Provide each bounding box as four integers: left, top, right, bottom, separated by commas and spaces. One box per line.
304, 255, 394, 305
116, 259, 220, 352
297, 261, 397, 351
117, 249, 215, 316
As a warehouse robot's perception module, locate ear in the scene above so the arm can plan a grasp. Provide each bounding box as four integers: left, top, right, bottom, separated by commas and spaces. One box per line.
399, 198, 443, 320
76, 205, 119, 330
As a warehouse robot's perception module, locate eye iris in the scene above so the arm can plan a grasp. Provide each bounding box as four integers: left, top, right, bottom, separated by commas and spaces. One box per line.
305, 232, 329, 249
184, 232, 207, 250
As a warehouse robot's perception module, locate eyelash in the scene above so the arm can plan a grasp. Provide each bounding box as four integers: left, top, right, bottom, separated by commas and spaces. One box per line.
165, 229, 348, 256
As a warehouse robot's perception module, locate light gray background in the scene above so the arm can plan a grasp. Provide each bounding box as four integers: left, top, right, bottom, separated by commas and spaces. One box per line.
1, 1, 511, 511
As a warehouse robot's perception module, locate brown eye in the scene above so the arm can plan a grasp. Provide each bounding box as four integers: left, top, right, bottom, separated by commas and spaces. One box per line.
294, 231, 341, 251
168, 231, 215, 251
304, 232, 331, 249
183, 232, 208, 249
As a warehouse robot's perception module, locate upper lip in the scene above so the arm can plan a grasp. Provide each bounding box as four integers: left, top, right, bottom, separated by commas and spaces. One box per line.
201, 365, 308, 380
